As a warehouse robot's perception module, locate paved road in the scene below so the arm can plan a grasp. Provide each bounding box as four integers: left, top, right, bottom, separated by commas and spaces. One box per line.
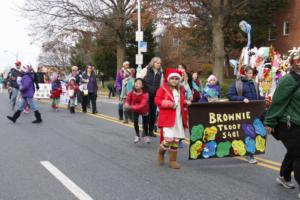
0, 92, 298, 200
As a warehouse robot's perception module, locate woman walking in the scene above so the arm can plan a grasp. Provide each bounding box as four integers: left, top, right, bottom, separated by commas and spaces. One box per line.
140, 57, 163, 137
81, 65, 98, 114
265, 49, 300, 199
7, 65, 42, 123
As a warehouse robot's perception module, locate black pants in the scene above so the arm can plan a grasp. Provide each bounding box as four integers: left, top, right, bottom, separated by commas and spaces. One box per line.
108, 86, 116, 98
148, 96, 157, 133
133, 112, 149, 137
278, 122, 300, 185
82, 92, 97, 113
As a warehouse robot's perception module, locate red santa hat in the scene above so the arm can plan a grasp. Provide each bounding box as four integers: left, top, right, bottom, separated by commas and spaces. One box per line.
165, 68, 182, 81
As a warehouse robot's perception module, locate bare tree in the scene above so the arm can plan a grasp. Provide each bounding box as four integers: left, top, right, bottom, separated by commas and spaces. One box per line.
38, 40, 70, 67
22, 0, 137, 71
151, 0, 249, 82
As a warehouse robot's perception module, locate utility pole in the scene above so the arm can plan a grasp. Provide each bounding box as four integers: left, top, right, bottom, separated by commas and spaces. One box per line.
136, 0, 143, 77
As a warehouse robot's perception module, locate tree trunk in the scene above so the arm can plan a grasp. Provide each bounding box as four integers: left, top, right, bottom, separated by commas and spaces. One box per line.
211, 0, 226, 83
116, 42, 126, 70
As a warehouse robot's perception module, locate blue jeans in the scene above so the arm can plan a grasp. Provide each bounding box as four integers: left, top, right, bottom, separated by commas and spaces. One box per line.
18, 97, 37, 112
10, 88, 19, 108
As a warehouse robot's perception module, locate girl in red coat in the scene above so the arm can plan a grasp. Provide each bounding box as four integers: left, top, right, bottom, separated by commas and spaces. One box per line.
155, 68, 188, 169
125, 78, 150, 144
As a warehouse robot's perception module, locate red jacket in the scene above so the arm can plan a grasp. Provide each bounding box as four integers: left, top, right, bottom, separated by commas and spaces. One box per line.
155, 83, 188, 129
67, 84, 79, 99
125, 91, 149, 115
50, 87, 62, 98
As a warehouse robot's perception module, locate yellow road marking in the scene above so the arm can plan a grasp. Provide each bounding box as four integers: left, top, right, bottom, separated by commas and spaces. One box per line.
235, 157, 280, 171
253, 156, 281, 167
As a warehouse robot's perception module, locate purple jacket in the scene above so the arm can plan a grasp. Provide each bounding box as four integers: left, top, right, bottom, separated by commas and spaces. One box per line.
82, 71, 98, 93
115, 69, 125, 93
199, 84, 221, 102
20, 73, 35, 98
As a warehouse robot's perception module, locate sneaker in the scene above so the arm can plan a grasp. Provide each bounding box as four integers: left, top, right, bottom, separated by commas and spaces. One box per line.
134, 136, 140, 144
144, 136, 150, 144
276, 176, 296, 189
246, 156, 257, 164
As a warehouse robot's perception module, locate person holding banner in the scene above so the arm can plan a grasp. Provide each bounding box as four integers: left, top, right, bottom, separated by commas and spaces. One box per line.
155, 68, 188, 169
7, 65, 42, 124
228, 66, 264, 164
200, 75, 221, 102
265, 49, 300, 198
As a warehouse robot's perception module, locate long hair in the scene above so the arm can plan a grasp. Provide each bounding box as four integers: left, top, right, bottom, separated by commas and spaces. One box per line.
148, 57, 162, 69
166, 77, 181, 91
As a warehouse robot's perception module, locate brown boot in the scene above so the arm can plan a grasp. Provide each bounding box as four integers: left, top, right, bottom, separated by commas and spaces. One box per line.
157, 146, 166, 165
169, 151, 181, 169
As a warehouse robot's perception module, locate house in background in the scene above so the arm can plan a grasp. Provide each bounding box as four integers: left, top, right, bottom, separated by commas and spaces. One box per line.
268, 0, 300, 54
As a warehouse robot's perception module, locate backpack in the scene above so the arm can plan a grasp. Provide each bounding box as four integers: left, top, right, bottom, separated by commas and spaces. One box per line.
235, 78, 259, 99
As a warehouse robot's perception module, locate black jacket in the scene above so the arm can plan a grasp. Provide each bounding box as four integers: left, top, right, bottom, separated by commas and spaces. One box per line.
144, 67, 162, 98
9, 68, 22, 89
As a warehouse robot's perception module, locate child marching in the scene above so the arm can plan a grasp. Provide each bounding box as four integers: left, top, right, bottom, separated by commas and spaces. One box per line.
120, 68, 135, 123
124, 78, 149, 144
200, 75, 221, 102
50, 73, 62, 111
155, 68, 189, 169
67, 77, 79, 114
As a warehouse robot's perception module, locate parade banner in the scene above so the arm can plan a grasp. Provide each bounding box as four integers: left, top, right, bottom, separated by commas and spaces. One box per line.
34, 84, 51, 99
189, 101, 266, 160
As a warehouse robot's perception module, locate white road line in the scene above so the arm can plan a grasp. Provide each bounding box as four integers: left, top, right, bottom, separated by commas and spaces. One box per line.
40, 161, 94, 200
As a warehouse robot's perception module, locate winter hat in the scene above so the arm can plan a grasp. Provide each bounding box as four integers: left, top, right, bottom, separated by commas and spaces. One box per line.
21, 65, 29, 73
207, 74, 217, 83
165, 68, 182, 81
69, 77, 76, 83
123, 61, 130, 66
288, 47, 300, 66
15, 61, 22, 66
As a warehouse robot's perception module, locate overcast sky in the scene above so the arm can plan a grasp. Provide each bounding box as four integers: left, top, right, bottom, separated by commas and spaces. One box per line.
0, 0, 40, 72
